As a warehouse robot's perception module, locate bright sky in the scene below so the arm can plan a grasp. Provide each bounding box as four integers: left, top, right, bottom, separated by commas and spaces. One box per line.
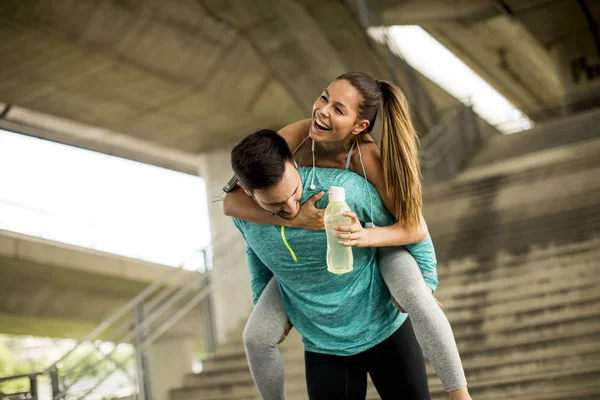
0, 130, 211, 268
382, 26, 532, 133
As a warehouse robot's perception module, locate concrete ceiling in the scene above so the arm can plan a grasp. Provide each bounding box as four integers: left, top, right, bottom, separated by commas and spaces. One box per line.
0, 0, 397, 166
2, 0, 594, 174
379, 0, 600, 117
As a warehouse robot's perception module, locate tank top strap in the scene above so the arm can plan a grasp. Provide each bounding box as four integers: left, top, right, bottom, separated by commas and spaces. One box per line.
295, 136, 310, 166
345, 140, 357, 170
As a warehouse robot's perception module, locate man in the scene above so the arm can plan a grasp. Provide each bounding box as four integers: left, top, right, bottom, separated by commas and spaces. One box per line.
228, 129, 431, 399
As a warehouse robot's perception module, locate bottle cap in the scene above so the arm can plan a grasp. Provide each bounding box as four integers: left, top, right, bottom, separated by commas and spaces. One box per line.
328, 186, 346, 202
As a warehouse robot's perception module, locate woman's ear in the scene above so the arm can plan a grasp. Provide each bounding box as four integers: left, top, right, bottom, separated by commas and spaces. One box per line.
352, 119, 370, 135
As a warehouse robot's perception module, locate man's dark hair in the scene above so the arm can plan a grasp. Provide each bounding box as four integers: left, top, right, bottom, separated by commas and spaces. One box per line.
231, 129, 294, 192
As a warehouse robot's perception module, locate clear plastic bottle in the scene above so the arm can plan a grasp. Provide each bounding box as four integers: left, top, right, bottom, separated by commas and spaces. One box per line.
324, 186, 354, 274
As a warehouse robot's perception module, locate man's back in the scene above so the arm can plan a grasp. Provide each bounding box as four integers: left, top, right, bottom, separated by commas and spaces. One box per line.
233, 167, 405, 356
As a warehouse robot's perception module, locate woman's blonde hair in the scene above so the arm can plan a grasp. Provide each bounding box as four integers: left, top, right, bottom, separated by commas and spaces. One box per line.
336, 72, 422, 232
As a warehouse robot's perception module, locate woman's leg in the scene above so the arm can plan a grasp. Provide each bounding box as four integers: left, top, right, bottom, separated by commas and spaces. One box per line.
378, 247, 468, 395
366, 319, 430, 399
242, 277, 289, 400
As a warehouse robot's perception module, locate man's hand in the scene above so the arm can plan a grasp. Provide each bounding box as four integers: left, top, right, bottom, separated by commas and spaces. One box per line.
277, 321, 294, 344
392, 295, 442, 313
288, 192, 325, 230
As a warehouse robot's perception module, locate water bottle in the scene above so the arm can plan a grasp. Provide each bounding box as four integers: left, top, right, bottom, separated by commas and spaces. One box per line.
325, 186, 354, 274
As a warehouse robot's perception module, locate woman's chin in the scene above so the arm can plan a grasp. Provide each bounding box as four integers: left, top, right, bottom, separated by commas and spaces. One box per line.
309, 129, 332, 142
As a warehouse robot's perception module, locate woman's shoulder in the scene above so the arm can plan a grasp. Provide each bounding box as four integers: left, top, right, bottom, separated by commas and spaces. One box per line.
278, 119, 311, 152
348, 137, 397, 215
350, 138, 382, 178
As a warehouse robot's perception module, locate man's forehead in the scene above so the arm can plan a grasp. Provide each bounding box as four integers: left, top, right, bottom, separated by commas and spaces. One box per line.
255, 168, 301, 204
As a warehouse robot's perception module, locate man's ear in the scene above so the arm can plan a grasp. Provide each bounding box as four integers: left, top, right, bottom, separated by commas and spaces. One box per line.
352, 119, 370, 135
238, 182, 253, 198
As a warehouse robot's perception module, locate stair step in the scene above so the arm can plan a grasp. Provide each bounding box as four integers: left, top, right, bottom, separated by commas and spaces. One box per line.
438, 237, 600, 277
440, 250, 598, 295
428, 153, 600, 206
488, 119, 598, 161
467, 108, 600, 167
427, 182, 600, 231
426, 138, 600, 200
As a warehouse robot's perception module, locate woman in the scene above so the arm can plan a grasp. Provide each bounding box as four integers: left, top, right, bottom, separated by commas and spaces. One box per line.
223, 72, 471, 400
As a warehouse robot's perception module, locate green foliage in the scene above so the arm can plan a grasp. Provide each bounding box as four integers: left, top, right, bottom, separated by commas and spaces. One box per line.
0, 337, 136, 396
60, 343, 136, 382
0, 341, 31, 395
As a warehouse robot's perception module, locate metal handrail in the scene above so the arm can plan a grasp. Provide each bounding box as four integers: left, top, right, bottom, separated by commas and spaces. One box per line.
1, 244, 213, 400
421, 106, 466, 166
0, 373, 41, 384
418, 103, 480, 185
57, 270, 209, 397
73, 284, 214, 400
41, 256, 192, 376
55, 250, 210, 396
62, 258, 230, 400
0, 372, 43, 400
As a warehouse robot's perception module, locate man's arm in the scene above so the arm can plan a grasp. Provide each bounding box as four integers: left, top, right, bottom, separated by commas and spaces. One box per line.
246, 244, 274, 306
232, 219, 274, 305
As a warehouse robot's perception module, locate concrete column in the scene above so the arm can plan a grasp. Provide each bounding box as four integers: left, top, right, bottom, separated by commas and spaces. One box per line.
148, 337, 194, 400
199, 145, 253, 345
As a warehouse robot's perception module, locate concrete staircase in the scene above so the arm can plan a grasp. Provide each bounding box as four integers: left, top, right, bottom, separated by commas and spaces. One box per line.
468, 108, 600, 167
172, 110, 600, 400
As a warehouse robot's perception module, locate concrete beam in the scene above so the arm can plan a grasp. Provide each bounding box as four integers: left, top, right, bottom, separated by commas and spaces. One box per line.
0, 312, 97, 339
423, 16, 564, 115
0, 229, 192, 284
0, 230, 204, 339
380, 0, 498, 25
485, 16, 562, 94
0, 105, 202, 176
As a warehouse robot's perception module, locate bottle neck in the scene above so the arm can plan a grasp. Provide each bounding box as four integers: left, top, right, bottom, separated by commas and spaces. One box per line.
329, 195, 345, 203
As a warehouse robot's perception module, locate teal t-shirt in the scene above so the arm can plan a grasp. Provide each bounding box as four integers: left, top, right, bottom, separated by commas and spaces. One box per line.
233, 166, 437, 355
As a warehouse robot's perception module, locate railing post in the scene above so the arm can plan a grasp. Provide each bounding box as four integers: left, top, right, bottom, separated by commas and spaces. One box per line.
135, 303, 153, 400
201, 249, 216, 354
50, 367, 61, 400
29, 375, 38, 400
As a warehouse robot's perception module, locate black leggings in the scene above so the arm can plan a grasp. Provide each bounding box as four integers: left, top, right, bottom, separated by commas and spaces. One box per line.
305, 319, 430, 400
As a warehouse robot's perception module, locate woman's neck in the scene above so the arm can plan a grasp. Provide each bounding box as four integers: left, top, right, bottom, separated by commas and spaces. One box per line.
314, 134, 356, 158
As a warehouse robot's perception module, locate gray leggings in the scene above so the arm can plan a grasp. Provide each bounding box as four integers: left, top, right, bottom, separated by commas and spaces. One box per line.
242, 247, 467, 400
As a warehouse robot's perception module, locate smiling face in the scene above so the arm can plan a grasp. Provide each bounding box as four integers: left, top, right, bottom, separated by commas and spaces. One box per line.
309, 79, 371, 143
244, 161, 304, 220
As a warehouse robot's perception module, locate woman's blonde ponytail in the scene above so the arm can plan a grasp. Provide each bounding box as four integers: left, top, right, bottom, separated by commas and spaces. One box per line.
379, 80, 422, 231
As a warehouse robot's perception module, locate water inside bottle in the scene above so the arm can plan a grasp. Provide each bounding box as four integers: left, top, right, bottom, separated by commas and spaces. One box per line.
325, 213, 354, 274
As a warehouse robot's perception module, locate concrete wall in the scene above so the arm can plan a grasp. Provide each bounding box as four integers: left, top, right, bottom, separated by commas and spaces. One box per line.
149, 337, 195, 400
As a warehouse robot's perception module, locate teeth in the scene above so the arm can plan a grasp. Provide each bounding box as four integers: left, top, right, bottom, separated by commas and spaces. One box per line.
315, 116, 330, 130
